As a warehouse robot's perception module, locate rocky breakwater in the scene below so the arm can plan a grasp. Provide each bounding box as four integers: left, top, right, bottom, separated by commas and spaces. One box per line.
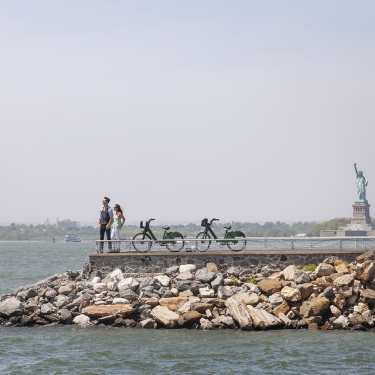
3, 252, 375, 330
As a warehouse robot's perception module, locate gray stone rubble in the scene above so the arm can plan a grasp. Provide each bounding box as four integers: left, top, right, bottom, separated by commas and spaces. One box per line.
2, 252, 375, 331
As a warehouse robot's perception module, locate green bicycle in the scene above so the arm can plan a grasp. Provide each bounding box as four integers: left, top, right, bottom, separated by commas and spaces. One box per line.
195, 218, 246, 252
133, 218, 185, 252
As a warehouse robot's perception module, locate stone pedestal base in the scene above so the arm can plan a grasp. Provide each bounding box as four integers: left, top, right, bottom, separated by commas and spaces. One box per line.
352, 202, 372, 225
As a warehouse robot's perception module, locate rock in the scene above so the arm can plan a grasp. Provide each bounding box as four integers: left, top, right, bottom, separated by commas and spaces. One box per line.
233, 292, 259, 306
25, 289, 38, 299
139, 297, 159, 307
280, 286, 301, 302
330, 305, 341, 317
360, 289, 375, 303
308, 323, 318, 330
211, 274, 224, 291
195, 268, 216, 283
170, 288, 178, 296
45, 289, 57, 299
315, 263, 335, 277
353, 280, 363, 295
294, 270, 310, 284
178, 311, 202, 327
165, 266, 179, 275
354, 302, 369, 313
58, 309, 72, 324
300, 283, 314, 299
247, 305, 282, 329
273, 300, 290, 316
139, 277, 154, 289
336, 286, 352, 298
224, 278, 233, 286
118, 277, 139, 291
323, 256, 339, 265
258, 279, 282, 295
159, 297, 188, 311
214, 315, 237, 329
356, 251, 375, 262
349, 313, 364, 325
176, 301, 192, 315
334, 260, 350, 274
352, 260, 375, 281
151, 305, 179, 328
119, 289, 138, 301
55, 295, 69, 308
91, 277, 101, 284
58, 283, 75, 295
112, 298, 130, 305
73, 314, 93, 327
179, 290, 193, 297
281, 265, 297, 281
200, 317, 214, 330
40, 303, 57, 315
179, 264, 196, 273
140, 318, 157, 329
333, 294, 346, 310
191, 303, 213, 313
0, 297, 23, 318
93, 283, 108, 293
347, 294, 358, 306
318, 286, 334, 298
82, 304, 133, 319
245, 283, 260, 293
199, 287, 215, 298
217, 286, 233, 300
299, 297, 330, 318
109, 269, 124, 281
333, 315, 349, 328
176, 271, 193, 281
206, 263, 218, 273
268, 293, 284, 306
225, 297, 253, 330
333, 274, 354, 287
278, 312, 292, 326
227, 267, 240, 277
362, 310, 373, 324
155, 275, 170, 287
140, 309, 152, 320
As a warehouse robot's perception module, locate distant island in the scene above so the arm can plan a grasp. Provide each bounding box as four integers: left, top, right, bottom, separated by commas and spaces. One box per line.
0, 218, 359, 241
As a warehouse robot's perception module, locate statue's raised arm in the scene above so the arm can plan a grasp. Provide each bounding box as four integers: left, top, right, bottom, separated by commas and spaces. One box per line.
354, 162, 359, 177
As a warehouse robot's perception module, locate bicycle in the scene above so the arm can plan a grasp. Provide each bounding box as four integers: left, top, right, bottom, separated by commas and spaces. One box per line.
195, 218, 246, 252
133, 218, 185, 252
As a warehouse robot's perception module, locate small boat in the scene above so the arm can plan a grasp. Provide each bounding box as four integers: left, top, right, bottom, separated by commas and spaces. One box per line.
64, 234, 81, 242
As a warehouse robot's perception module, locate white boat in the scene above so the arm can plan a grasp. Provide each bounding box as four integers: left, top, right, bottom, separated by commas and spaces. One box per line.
64, 234, 81, 242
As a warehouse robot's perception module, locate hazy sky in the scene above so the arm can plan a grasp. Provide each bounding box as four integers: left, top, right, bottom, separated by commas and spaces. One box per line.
1, 1, 375, 224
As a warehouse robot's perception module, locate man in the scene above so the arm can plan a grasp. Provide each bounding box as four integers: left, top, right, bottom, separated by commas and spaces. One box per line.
98, 196, 113, 252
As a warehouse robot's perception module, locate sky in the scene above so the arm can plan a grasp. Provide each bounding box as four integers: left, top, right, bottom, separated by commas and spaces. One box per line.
1, 0, 375, 224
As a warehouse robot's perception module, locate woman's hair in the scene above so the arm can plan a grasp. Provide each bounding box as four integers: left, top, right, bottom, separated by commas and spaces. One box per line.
114, 204, 123, 214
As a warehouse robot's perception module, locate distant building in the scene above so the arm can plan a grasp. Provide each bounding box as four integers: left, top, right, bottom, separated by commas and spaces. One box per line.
43, 217, 49, 225
56, 219, 78, 229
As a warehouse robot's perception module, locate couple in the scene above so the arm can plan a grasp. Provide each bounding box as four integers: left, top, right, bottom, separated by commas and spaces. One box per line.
98, 196, 125, 252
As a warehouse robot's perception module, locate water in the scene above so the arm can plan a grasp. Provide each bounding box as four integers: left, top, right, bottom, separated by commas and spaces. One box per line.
1, 242, 374, 374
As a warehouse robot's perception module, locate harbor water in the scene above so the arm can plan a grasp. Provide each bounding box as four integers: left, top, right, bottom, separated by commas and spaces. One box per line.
0, 242, 374, 375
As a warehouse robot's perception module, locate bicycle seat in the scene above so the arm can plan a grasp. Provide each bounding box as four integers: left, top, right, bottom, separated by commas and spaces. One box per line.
223, 225, 232, 230
162, 226, 170, 231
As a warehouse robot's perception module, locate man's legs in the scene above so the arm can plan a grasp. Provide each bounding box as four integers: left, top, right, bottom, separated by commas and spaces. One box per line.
99, 225, 106, 252
106, 227, 112, 251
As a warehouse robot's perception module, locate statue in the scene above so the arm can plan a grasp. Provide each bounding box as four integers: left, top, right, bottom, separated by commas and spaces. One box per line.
354, 163, 368, 202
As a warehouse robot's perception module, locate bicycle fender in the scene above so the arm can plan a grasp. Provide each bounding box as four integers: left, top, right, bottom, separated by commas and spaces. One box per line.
166, 231, 184, 239
229, 231, 245, 238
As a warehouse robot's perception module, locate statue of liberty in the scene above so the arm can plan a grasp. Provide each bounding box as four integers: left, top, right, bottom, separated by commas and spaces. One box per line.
354, 163, 368, 202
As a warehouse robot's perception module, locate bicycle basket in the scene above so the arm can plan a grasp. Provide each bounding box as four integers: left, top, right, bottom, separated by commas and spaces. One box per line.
201, 218, 208, 227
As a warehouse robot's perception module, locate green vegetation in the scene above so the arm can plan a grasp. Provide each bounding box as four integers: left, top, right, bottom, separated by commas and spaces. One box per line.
232, 279, 241, 287
296, 265, 303, 270
245, 277, 257, 284
303, 264, 317, 272
0, 217, 354, 241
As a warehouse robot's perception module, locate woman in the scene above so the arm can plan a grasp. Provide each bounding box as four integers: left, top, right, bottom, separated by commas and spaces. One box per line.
111, 204, 126, 251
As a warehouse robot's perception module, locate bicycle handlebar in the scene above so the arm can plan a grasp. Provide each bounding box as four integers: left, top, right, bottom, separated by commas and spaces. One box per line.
210, 218, 219, 225
146, 218, 155, 225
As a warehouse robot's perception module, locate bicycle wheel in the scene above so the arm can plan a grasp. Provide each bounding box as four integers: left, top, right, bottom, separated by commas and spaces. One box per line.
195, 232, 211, 252
227, 233, 246, 251
166, 234, 185, 252
133, 233, 152, 252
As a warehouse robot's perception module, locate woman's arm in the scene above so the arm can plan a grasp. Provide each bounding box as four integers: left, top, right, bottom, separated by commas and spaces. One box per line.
119, 212, 126, 228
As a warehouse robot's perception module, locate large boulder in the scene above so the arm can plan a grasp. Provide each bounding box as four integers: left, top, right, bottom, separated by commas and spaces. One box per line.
315, 263, 336, 277
176, 271, 194, 281
333, 274, 354, 287
352, 260, 375, 281
177, 311, 202, 327
232, 292, 259, 306
281, 265, 297, 281
299, 297, 330, 318
58, 283, 75, 295
334, 260, 350, 274
225, 297, 253, 330
118, 277, 139, 291
206, 263, 219, 273
300, 283, 314, 299
109, 268, 124, 281
82, 304, 133, 319
93, 283, 108, 293
179, 264, 196, 273
360, 289, 375, 304
273, 300, 290, 316
294, 270, 310, 284
258, 279, 282, 295
58, 309, 72, 324
0, 297, 23, 318
55, 294, 69, 308
151, 305, 179, 328
159, 297, 188, 311
195, 268, 216, 283
154, 275, 170, 287
280, 286, 301, 302
211, 274, 224, 291
73, 314, 94, 327
247, 305, 282, 329
40, 303, 57, 315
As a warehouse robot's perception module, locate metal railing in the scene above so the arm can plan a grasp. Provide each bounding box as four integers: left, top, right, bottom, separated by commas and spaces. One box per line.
94, 237, 375, 253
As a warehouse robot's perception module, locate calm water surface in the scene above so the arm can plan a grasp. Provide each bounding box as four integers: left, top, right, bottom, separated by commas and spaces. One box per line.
0, 242, 374, 374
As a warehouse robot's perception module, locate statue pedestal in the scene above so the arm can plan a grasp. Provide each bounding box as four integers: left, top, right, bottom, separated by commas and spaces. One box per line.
352, 202, 372, 225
